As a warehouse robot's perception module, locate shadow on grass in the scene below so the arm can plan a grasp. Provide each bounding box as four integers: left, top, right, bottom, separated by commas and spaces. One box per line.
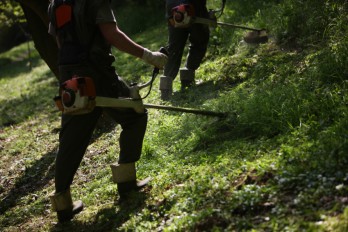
0, 88, 54, 128
0, 57, 12, 67
0, 149, 56, 215
169, 80, 223, 108
0, 55, 43, 80
0, 67, 58, 127
49, 191, 151, 231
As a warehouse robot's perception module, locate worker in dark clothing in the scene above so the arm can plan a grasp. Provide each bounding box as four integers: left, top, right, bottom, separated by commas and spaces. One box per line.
47, 0, 167, 223
160, 0, 210, 100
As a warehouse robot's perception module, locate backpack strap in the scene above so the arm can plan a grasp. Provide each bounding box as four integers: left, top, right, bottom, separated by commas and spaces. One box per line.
49, 0, 75, 29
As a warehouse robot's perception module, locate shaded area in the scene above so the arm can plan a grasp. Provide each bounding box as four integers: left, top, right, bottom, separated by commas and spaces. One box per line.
167, 80, 225, 112
0, 23, 29, 54
0, 149, 56, 219
0, 46, 43, 80
0, 72, 57, 127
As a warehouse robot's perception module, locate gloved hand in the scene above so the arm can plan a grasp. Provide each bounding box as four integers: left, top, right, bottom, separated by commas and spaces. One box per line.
142, 48, 168, 69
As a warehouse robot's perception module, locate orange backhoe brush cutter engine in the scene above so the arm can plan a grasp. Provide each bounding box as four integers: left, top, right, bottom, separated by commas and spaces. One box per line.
171, 4, 196, 28
54, 76, 96, 115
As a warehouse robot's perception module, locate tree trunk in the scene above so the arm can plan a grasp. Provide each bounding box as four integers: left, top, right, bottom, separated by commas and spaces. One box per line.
18, 0, 59, 79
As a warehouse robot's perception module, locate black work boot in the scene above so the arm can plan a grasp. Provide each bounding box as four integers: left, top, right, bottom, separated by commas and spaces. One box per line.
180, 68, 195, 91
50, 189, 84, 223
181, 80, 195, 90
117, 177, 152, 199
110, 162, 151, 200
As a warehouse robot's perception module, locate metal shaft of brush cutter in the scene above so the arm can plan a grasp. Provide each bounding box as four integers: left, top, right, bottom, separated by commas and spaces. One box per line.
144, 103, 226, 117
193, 17, 268, 44
94, 96, 226, 118
194, 17, 263, 31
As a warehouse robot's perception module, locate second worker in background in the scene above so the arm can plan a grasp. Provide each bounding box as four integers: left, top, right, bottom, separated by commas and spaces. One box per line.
160, 0, 210, 100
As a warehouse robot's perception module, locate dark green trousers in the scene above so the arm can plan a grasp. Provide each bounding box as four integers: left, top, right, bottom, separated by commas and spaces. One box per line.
55, 65, 148, 193
164, 23, 210, 79
55, 108, 147, 192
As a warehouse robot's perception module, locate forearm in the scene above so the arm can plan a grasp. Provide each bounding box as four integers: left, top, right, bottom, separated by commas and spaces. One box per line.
99, 22, 167, 69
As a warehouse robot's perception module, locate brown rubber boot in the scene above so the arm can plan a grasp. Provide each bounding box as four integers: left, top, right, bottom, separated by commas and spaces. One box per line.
110, 162, 151, 199
159, 76, 173, 100
50, 189, 84, 223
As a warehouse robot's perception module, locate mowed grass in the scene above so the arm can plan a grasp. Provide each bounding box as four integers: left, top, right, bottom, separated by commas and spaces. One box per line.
1, 1, 348, 231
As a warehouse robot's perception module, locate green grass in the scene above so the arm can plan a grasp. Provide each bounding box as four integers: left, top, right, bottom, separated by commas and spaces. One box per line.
1, 0, 348, 231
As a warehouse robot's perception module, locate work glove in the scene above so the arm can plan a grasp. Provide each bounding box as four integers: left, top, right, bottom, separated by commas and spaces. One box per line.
142, 48, 168, 69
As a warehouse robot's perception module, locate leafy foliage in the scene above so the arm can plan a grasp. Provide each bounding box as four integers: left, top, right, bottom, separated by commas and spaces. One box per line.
0, 0, 25, 26
0, 0, 28, 53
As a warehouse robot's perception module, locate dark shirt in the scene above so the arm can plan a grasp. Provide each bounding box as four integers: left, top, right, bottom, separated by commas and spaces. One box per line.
49, 0, 117, 66
165, 0, 208, 19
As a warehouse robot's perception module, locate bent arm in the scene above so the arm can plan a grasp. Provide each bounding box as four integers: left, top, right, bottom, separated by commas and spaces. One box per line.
98, 22, 144, 58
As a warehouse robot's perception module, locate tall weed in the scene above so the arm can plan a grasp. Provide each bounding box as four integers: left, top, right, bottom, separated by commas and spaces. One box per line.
264, 0, 348, 48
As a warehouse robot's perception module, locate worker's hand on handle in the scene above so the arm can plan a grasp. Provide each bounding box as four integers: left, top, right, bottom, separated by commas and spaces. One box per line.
142, 48, 168, 69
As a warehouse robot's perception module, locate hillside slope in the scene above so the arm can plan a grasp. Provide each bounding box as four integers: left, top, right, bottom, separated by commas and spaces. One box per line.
1, 0, 347, 231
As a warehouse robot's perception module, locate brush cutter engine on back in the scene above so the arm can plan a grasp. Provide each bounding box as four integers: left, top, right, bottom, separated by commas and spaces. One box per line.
171, 2, 268, 44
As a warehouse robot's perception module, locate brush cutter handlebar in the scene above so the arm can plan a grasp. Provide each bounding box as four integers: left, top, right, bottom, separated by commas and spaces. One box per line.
53, 49, 226, 117
54, 74, 226, 118
194, 17, 265, 31
54, 76, 226, 117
